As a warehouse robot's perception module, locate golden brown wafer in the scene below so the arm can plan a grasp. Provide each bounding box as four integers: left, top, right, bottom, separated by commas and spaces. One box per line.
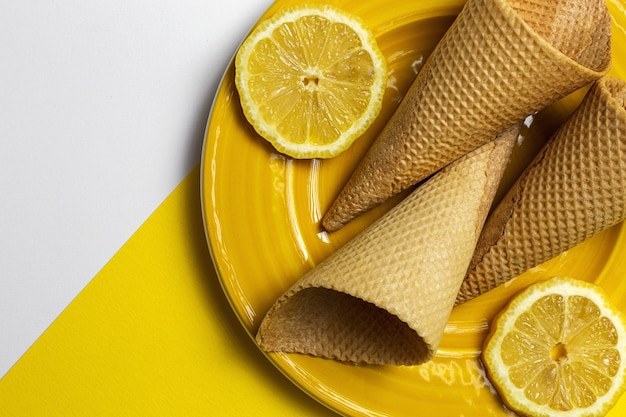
322, 0, 611, 232
457, 77, 626, 305
257, 125, 519, 365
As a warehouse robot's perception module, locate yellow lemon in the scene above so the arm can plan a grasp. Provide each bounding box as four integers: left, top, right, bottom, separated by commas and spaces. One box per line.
483, 276, 626, 417
234, 4, 387, 159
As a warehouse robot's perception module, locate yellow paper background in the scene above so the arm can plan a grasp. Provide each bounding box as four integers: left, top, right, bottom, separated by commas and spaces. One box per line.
0, 166, 335, 416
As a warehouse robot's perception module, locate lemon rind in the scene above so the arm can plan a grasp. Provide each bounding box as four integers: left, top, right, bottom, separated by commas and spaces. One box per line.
483, 276, 626, 417
234, 4, 387, 159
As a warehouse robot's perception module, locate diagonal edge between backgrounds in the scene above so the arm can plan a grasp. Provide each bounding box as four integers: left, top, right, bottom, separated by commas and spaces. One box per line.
0, 165, 336, 417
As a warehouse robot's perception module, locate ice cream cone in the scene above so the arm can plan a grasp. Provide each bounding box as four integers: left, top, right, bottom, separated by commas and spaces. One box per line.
321, 0, 611, 232
256, 125, 519, 365
457, 77, 626, 305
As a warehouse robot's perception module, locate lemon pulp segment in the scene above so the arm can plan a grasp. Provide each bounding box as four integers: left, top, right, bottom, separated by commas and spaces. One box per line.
235, 5, 387, 159
483, 277, 626, 417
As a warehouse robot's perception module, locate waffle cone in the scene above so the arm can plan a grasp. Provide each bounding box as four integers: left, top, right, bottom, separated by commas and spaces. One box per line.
457, 77, 626, 305
256, 126, 518, 365
321, 0, 611, 232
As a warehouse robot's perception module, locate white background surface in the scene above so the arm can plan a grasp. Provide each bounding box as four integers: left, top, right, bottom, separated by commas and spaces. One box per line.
0, 0, 272, 378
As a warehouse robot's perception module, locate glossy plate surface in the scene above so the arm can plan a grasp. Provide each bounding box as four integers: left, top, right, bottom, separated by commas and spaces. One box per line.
201, 0, 626, 415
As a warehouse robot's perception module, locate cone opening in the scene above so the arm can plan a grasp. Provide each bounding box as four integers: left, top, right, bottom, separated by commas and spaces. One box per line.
257, 287, 432, 365
507, 0, 611, 73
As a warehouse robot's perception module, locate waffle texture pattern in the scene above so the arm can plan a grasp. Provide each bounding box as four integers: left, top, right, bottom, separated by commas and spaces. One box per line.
257, 128, 517, 365
458, 77, 626, 304
322, 0, 611, 231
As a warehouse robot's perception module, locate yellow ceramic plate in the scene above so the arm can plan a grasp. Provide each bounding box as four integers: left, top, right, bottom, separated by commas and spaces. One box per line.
201, 0, 626, 415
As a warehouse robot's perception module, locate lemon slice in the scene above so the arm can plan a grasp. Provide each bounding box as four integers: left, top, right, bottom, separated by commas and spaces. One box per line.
234, 4, 387, 159
483, 276, 626, 417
